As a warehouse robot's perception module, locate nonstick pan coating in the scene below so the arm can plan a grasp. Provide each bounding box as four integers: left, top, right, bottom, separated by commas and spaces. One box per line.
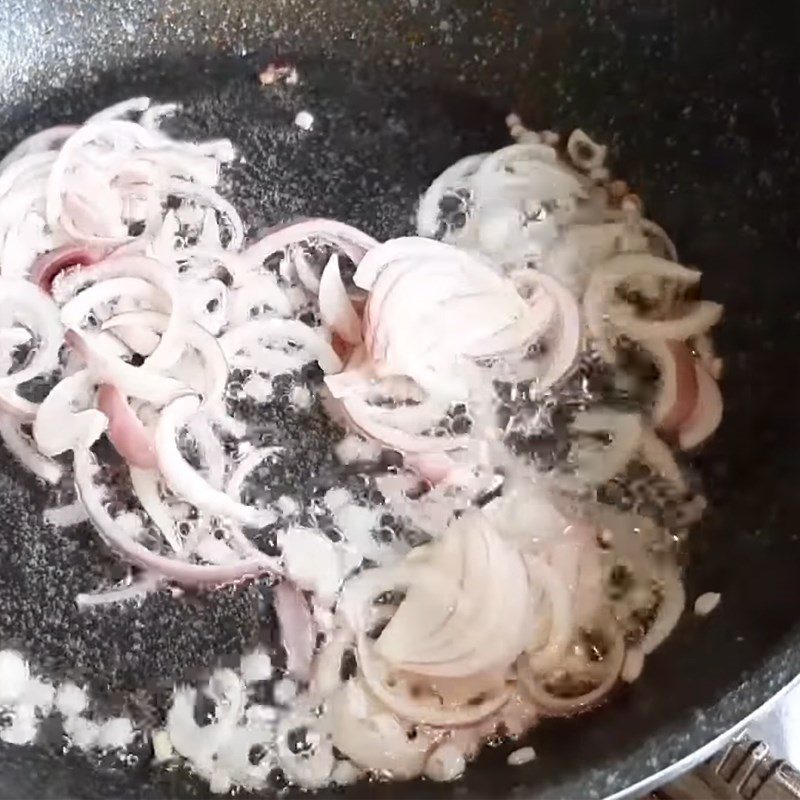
0, 1, 799, 798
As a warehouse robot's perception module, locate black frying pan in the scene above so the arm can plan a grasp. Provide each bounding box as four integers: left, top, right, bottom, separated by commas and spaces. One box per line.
0, 1, 799, 798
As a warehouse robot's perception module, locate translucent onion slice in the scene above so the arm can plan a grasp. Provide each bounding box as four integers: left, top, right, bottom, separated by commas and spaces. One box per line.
357, 238, 539, 398
337, 394, 470, 455
638, 427, 686, 489
518, 623, 625, 716
319, 254, 361, 345
509, 268, 582, 392
612, 300, 723, 343
522, 554, 576, 674
155, 394, 276, 527
584, 253, 706, 361
678, 362, 723, 450
642, 339, 699, 434
74, 445, 278, 586
639, 566, 685, 654
274, 581, 316, 680
376, 514, 531, 678
329, 679, 433, 779
129, 467, 183, 554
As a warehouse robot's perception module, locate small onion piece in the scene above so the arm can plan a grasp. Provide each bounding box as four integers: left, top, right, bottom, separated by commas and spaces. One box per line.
566, 129, 607, 172
44, 501, 88, 528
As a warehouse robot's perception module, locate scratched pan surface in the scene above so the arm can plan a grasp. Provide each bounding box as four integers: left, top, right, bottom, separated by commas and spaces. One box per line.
0, 0, 799, 798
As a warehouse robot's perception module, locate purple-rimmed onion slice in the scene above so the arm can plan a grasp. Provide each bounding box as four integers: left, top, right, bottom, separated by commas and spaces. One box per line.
74, 441, 279, 587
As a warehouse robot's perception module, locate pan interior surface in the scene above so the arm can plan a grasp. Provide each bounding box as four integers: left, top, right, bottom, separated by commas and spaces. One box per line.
0, 2, 799, 799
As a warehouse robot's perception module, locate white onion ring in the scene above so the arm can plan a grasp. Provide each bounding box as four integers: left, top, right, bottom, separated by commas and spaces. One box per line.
568, 409, 643, 485
33, 371, 108, 457
0, 278, 63, 418
584, 253, 707, 361
509, 268, 582, 392
416, 153, 487, 238
128, 467, 184, 553
74, 444, 279, 586
518, 623, 625, 716
678, 362, 723, 450
243, 218, 378, 271
59, 276, 167, 330
357, 634, 511, 727
155, 394, 276, 527
96, 383, 157, 469
220, 318, 342, 375
54, 253, 185, 370
102, 310, 228, 406
0, 412, 62, 483
0, 126, 76, 172
65, 328, 186, 406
